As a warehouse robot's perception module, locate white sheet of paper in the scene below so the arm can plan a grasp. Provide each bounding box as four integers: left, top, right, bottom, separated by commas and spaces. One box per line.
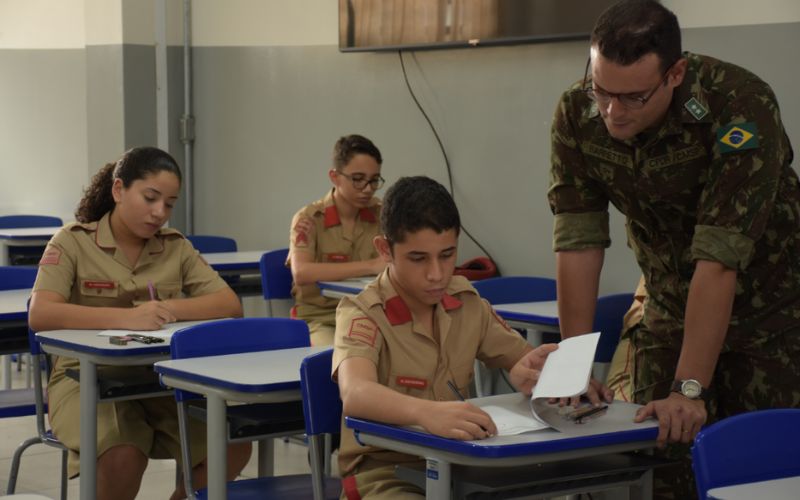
479, 398, 549, 435
96, 320, 208, 340
532, 332, 600, 400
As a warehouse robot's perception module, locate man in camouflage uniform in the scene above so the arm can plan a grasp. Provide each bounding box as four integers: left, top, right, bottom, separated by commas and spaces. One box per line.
547, 1, 800, 497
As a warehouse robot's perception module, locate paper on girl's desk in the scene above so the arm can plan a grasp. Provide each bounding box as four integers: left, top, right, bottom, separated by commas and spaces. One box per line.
473, 332, 600, 435
96, 320, 208, 340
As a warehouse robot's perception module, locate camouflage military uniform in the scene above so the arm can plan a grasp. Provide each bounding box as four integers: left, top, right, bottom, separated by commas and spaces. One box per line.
549, 52, 800, 498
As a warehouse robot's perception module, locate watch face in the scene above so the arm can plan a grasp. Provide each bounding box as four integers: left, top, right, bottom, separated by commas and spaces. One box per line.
682, 380, 702, 398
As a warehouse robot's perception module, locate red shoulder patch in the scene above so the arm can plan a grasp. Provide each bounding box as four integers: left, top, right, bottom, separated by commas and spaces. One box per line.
39, 247, 61, 266
294, 231, 308, 248
491, 308, 515, 334
347, 316, 379, 347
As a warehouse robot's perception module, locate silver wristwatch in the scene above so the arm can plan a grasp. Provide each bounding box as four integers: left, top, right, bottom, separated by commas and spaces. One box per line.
671, 379, 708, 401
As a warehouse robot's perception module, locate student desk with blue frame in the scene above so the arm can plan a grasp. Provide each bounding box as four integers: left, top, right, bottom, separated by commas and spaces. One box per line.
35, 329, 174, 500
0, 226, 60, 266
347, 394, 661, 499
0, 288, 34, 390
707, 475, 800, 499
153, 345, 329, 500
202, 250, 267, 296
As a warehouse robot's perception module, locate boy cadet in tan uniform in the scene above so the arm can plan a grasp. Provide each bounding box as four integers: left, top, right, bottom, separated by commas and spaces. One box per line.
289, 135, 387, 346
333, 176, 557, 499
29, 147, 249, 500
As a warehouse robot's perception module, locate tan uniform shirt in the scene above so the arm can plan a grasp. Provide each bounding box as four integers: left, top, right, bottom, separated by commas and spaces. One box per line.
288, 189, 381, 325
34, 212, 227, 385
333, 270, 530, 475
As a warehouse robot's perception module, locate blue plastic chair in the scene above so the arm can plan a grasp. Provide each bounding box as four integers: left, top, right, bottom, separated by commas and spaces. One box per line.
472, 276, 557, 305
592, 293, 634, 364
692, 409, 800, 499
186, 235, 238, 253
194, 349, 342, 500
5, 323, 68, 499
0, 215, 62, 266
169, 318, 314, 499
0, 215, 62, 229
260, 248, 293, 317
472, 276, 558, 395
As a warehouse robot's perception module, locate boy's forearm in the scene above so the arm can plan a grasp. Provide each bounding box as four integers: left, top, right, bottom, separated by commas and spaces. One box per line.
342, 378, 431, 427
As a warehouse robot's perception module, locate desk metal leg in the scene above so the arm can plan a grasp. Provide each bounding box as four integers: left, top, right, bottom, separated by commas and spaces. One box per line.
257, 439, 274, 476
79, 360, 97, 500
2, 355, 10, 390
207, 394, 228, 500
630, 467, 653, 500
425, 458, 451, 500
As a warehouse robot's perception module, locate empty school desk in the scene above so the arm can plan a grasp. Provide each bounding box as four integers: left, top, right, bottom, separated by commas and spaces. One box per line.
317, 277, 376, 299
707, 476, 800, 500
347, 395, 660, 500
0, 226, 60, 266
202, 250, 266, 296
154, 345, 329, 500
0, 288, 32, 390
36, 328, 176, 500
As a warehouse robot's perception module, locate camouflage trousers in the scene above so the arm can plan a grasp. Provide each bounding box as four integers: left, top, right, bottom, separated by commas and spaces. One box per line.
628, 321, 800, 499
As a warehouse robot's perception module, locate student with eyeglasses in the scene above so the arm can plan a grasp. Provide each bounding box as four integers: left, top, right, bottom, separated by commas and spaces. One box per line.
548, 1, 800, 498
288, 134, 387, 345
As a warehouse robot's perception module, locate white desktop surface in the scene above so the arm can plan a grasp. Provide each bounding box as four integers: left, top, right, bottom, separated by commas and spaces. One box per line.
707, 476, 800, 499
0, 289, 29, 319
201, 250, 265, 266
0, 227, 60, 239
492, 300, 559, 319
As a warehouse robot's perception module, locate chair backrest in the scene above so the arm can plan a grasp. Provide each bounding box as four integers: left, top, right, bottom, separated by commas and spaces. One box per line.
471, 276, 557, 304
300, 349, 341, 436
170, 318, 311, 403
260, 248, 293, 300
186, 235, 237, 253
0, 266, 38, 291
0, 215, 62, 229
170, 317, 310, 360
592, 293, 634, 363
692, 408, 800, 498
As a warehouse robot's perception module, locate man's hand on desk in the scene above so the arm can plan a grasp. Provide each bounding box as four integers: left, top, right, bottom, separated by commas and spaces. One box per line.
510, 343, 559, 395
127, 301, 176, 331
554, 378, 614, 408
634, 392, 707, 447
418, 400, 497, 441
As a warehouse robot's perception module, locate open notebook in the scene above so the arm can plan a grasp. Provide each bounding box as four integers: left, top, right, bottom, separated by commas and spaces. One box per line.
95, 320, 209, 340
472, 332, 604, 435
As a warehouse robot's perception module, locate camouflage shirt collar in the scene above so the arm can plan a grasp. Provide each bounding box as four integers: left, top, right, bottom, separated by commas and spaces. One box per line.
673, 52, 713, 125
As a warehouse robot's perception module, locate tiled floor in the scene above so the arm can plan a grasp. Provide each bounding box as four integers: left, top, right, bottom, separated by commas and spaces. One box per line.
0, 359, 337, 499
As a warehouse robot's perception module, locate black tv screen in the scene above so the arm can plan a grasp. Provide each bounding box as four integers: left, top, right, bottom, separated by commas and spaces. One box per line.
339, 0, 620, 52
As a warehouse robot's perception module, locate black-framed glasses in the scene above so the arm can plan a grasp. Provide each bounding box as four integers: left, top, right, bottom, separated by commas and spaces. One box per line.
582, 57, 674, 110
337, 171, 385, 191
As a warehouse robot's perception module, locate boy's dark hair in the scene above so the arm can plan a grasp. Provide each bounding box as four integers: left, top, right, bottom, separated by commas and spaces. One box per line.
75, 146, 182, 223
591, 0, 681, 71
381, 176, 460, 246
332, 134, 382, 170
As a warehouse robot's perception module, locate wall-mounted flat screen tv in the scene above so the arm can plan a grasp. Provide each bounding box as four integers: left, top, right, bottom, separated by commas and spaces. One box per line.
339, 0, 621, 52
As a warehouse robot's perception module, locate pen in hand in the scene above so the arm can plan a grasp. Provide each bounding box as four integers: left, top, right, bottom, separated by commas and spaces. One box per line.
147, 280, 157, 301
447, 380, 491, 435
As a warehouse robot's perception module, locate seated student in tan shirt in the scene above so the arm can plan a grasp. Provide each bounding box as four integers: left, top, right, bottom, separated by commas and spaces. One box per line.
29, 147, 250, 500
333, 176, 558, 499
288, 134, 387, 346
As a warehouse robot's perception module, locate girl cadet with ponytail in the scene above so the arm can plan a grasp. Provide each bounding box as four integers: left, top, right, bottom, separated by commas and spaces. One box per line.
29, 146, 250, 500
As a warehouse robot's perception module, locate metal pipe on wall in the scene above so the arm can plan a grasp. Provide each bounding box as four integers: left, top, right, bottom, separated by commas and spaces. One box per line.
181, 0, 195, 234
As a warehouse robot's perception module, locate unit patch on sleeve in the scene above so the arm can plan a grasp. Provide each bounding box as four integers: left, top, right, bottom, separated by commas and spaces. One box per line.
717, 122, 759, 153
39, 247, 61, 266
491, 308, 515, 334
347, 316, 379, 347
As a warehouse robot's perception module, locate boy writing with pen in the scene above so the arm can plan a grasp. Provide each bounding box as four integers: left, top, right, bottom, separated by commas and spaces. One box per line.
333, 176, 558, 499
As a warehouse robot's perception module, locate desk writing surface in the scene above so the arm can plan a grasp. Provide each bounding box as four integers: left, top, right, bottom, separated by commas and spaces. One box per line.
0, 227, 61, 239
492, 301, 560, 326
348, 393, 657, 459
707, 475, 800, 499
0, 289, 29, 321
318, 277, 375, 297
154, 345, 329, 393
36, 329, 172, 358
201, 250, 265, 271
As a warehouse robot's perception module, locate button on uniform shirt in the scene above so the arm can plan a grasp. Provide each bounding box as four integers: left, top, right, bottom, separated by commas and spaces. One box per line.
549, 51, 800, 351
332, 270, 530, 475
288, 189, 381, 325
33, 211, 228, 384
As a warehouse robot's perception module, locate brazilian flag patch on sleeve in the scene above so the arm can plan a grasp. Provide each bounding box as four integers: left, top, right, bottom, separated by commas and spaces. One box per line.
717, 122, 759, 153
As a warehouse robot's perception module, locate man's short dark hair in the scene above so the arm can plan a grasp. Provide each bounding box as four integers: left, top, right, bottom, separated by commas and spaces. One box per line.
381, 176, 460, 246
332, 134, 382, 170
591, 0, 681, 71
